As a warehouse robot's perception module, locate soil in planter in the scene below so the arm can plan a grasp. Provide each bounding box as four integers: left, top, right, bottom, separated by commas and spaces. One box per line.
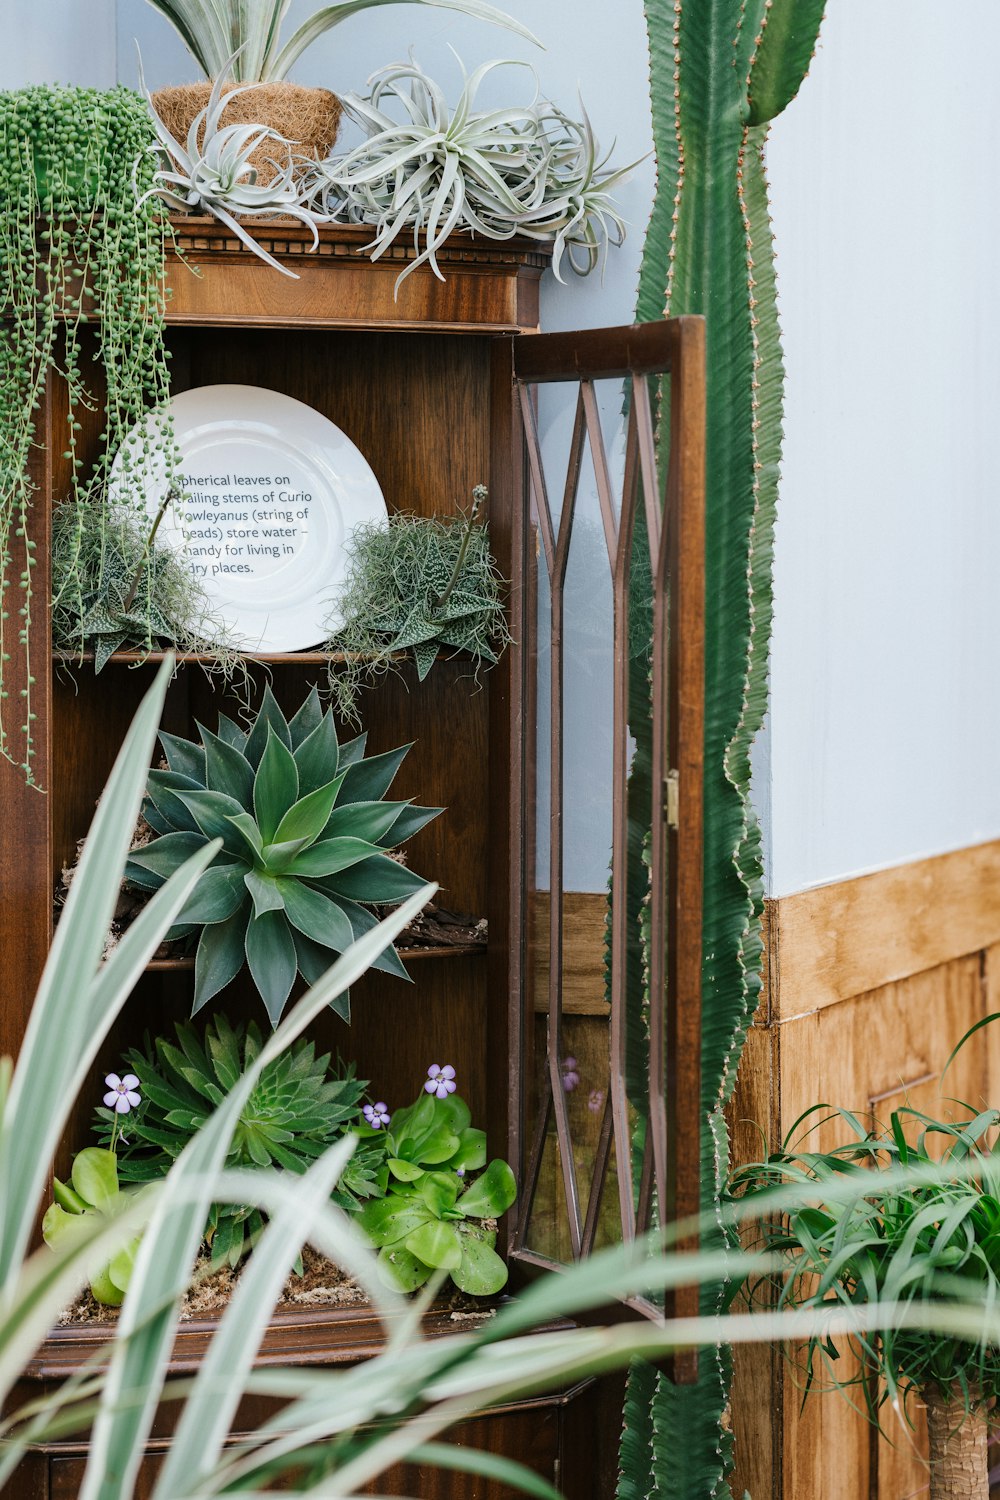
59, 1244, 498, 1326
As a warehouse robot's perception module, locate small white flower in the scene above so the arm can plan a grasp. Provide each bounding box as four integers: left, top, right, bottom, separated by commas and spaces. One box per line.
424, 1063, 457, 1100
104, 1072, 140, 1115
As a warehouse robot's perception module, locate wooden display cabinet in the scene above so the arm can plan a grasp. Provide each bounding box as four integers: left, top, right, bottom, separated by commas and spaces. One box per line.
0, 218, 624, 1498
0, 219, 706, 1497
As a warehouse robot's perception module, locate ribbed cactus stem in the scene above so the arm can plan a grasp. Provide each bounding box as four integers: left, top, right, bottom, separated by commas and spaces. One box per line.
616, 1, 827, 1496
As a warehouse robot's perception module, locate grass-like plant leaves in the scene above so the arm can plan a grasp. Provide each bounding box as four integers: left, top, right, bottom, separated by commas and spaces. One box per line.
729, 1101, 1000, 1426
142, 0, 539, 82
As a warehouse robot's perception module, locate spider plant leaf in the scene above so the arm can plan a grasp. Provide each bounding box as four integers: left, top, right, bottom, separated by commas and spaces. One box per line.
269, 0, 541, 83
193, 906, 251, 1013
245, 908, 297, 1026
253, 728, 300, 843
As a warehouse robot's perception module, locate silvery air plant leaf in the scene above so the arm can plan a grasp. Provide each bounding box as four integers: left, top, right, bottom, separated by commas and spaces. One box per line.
124, 683, 442, 1026
307, 55, 642, 291
135, 46, 325, 279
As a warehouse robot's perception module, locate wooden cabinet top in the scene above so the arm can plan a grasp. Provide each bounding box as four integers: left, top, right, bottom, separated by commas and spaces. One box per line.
167, 216, 550, 335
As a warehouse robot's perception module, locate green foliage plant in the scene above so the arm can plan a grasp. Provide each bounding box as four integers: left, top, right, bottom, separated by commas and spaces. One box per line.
614, 2, 830, 1494
0, 668, 994, 1500
310, 56, 636, 290
142, 0, 539, 82
94, 1014, 382, 1266
42, 1148, 146, 1307
0, 85, 169, 783
125, 682, 441, 1026
357, 1083, 516, 1295
730, 1102, 1000, 1499
52, 497, 240, 673
325, 488, 511, 719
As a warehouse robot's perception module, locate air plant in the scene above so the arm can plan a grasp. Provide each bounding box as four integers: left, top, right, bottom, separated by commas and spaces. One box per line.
124, 684, 440, 1026
309, 56, 636, 289
95, 1016, 383, 1267
142, 0, 539, 83
136, 52, 324, 278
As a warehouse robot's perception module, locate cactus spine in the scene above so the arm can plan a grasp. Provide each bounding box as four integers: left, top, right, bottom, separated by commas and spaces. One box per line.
617, 3, 828, 1496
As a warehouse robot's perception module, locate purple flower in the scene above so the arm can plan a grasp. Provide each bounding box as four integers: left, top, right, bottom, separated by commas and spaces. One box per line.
104, 1073, 140, 1114
588, 1088, 604, 1114
425, 1063, 457, 1099
561, 1055, 580, 1092
363, 1101, 391, 1129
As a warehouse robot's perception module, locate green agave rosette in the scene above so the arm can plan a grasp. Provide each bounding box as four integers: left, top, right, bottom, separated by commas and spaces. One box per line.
125, 684, 441, 1026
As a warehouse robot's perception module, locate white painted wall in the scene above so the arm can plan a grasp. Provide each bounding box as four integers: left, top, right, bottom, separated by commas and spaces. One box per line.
764, 0, 1000, 896
4, 1, 117, 89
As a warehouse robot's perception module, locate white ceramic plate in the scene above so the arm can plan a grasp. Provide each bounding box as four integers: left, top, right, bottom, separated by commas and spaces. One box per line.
109, 385, 388, 652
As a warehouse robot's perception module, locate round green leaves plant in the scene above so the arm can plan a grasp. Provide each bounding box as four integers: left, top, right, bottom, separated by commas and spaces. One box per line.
125, 684, 440, 1025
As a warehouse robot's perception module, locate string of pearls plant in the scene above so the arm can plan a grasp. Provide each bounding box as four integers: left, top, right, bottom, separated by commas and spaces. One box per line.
0, 86, 173, 783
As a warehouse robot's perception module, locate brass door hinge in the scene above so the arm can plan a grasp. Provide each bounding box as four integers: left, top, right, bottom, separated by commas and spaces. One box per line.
665, 770, 679, 829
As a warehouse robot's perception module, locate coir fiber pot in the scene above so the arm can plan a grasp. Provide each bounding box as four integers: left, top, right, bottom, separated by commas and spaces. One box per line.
151, 80, 341, 182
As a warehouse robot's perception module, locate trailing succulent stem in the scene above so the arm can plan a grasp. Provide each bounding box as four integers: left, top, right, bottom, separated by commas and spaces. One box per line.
125, 684, 441, 1026
616, 1, 827, 1496
0, 86, 169, 783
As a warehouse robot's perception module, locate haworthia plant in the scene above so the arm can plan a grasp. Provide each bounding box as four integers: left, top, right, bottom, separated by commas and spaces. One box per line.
618, 2, 828, 1496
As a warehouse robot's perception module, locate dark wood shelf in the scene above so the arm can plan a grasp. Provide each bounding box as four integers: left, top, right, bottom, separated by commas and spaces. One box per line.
53, 647, 471, 668
144, 944, 485, 972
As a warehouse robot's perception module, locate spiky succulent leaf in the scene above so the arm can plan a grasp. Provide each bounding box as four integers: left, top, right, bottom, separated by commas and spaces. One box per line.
129, 687, 438, 1025
95, 1015, 370, 1265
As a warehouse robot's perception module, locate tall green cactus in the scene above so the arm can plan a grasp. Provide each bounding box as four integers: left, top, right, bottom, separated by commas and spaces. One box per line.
617, 3, 827, 1496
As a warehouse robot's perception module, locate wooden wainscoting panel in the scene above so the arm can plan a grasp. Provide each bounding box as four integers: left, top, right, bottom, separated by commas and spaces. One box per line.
731, 836, 1000, 1500
767, 838, 1000, 1019
529, 891, 608, 1014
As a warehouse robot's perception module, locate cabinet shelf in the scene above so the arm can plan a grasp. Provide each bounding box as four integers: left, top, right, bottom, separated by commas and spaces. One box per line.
143, 943, 485, 972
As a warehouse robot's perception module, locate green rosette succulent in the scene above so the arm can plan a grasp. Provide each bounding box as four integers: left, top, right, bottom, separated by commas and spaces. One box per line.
125, 684, 441, 1025
95, 1015, 384, 1267
358, 1090, 516, 1295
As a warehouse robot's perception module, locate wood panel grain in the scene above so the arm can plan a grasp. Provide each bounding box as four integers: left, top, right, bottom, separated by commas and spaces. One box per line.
529, 891, 608, 1015
731, 938, 997, 1500
767, 838, 1000, 1019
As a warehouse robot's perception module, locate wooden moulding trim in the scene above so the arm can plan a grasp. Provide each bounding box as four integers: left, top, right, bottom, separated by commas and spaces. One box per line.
165, 217, 548, 335
25, 1305, 577, 1382
764, 837, 1000, 1021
